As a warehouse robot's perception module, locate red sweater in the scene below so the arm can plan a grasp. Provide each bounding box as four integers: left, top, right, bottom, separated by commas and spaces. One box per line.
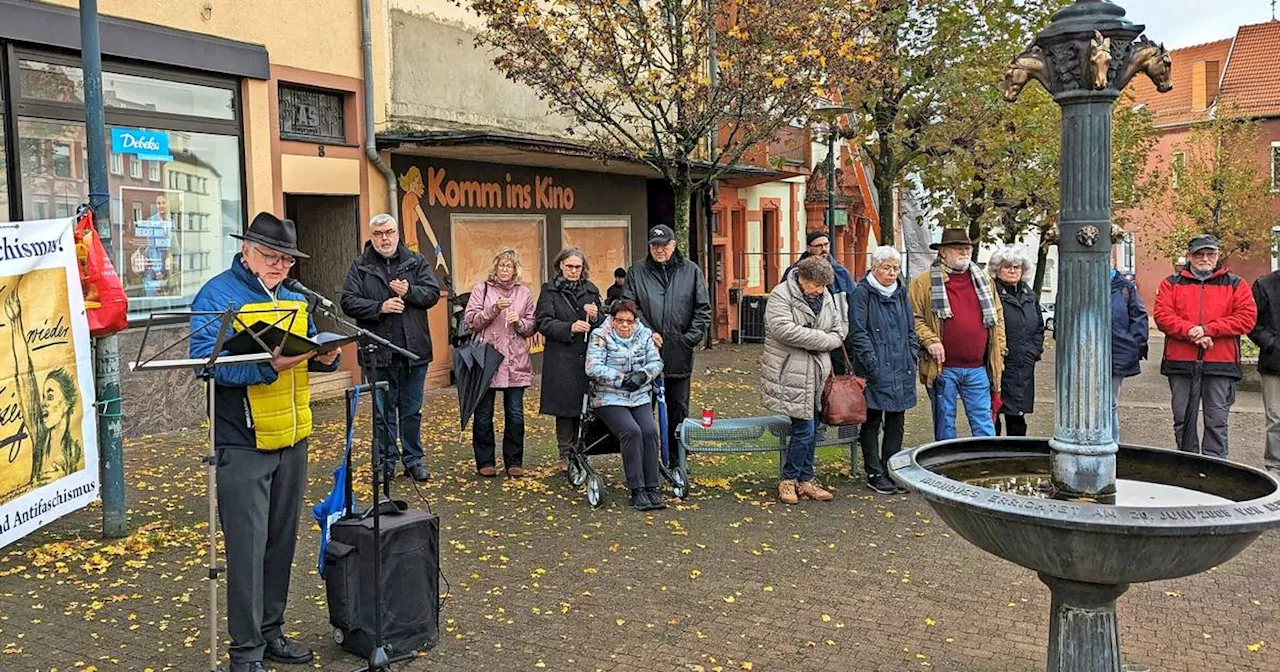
942, 272, 988, 368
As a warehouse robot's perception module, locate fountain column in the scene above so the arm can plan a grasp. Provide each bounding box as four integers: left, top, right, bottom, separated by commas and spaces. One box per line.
1004, 0, 1152, 498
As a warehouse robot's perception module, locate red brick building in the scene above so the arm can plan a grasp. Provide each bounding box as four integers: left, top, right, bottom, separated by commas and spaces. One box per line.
1124, 21, 1280, 308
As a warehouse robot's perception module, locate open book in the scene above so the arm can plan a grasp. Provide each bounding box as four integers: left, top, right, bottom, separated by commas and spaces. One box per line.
222, 321, 358, 358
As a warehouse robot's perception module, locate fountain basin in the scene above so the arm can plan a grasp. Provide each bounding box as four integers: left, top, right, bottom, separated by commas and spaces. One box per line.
887, 437, 1280, 585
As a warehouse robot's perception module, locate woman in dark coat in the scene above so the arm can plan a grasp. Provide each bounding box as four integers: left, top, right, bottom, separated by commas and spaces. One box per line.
536, 247, 605, 458
990, 247, 1045, 436
849, 246, 917, 495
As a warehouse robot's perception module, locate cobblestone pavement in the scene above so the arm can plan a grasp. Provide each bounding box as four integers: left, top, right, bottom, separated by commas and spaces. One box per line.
0, 343, 1277, 671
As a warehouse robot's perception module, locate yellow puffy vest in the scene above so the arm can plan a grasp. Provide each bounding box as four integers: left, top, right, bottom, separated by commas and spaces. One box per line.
236, 299, 312, 450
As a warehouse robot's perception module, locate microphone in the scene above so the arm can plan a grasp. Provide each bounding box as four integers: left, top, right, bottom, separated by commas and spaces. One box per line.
282, 277, 336, 310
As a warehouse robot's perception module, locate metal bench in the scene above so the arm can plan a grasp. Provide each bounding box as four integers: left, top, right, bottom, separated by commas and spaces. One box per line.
675, 417, 860, 495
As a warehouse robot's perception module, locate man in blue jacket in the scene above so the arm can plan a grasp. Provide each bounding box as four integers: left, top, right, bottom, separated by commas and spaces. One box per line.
788, 231, 856, 372
1110, 267, 1148, 444
189, 212, 340, 672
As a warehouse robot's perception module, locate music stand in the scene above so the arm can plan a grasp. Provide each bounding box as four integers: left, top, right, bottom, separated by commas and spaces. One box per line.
130, 307, 295, 672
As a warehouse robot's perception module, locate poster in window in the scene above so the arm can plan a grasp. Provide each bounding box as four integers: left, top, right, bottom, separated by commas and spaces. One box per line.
451, 215, 546, 304
562, 217, 630, 284
0, 217, 98, 549
118, 187, 183, 300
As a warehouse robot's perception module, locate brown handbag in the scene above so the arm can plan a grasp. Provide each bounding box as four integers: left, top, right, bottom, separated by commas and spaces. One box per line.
821, 346, 868, 426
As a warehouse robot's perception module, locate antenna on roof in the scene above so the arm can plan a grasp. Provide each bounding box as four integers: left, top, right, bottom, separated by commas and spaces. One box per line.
1274, 0, 1277, 21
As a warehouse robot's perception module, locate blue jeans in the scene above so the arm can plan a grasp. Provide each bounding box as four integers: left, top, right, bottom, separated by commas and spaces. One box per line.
929, 367, 995, 440
372, 361, 428, 469
473, 387, 526, 469
782, 415, 817, 481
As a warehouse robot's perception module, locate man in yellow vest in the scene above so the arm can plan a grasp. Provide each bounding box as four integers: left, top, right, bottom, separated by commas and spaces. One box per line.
189, 212, 340, 672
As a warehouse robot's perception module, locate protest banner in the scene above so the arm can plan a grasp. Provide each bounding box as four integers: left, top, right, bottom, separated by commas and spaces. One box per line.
0, 218, 99, 549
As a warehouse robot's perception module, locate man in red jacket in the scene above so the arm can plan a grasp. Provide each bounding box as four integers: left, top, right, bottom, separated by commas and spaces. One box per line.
1153, 234, 1257, 457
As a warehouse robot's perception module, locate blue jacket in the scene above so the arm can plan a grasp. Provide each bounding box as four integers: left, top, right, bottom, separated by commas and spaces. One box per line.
1111, 270, 1149, 378
849, 276, 918, 412
585, 316, 664, 408
189, 255, 340, 450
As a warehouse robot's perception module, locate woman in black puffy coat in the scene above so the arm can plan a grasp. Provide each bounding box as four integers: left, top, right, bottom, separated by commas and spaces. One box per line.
535, 247, 605, 458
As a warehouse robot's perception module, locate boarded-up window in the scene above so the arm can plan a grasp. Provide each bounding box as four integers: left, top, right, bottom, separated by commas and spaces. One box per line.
450, 214, 547, 303
561, 215, 630, 283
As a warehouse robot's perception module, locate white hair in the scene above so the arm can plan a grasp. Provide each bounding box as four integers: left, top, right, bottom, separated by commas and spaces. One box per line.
987, 246, 1034, 275
869, 246, 901, 268
369, 213, 397, 229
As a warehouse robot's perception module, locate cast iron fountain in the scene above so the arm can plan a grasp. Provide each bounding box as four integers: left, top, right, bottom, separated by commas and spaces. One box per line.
887, 2, 1280, 671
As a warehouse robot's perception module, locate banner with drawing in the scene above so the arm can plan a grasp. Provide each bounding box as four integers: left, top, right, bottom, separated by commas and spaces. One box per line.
0, 218, 98, 549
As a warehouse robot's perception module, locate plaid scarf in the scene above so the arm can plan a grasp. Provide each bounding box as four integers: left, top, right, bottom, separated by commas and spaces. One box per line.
929, 258, 998, 328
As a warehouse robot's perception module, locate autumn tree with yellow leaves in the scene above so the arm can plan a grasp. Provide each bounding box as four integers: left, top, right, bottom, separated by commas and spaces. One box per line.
463, 0, 862, 252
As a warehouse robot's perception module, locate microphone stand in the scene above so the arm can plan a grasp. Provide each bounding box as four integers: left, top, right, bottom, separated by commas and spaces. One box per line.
307, 298, 419, 671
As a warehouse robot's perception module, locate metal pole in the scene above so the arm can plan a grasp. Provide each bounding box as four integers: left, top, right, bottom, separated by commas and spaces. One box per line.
703, 0, 717, 348
826, 129, 837, 250
80, 0, 126, 538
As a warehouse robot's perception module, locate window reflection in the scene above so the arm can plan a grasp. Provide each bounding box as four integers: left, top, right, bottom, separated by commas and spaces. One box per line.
18, 60, 235, 120
18, 119, 243, 319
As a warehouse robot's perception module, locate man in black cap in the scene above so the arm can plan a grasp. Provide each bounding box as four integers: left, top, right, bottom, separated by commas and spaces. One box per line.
606, 267, 628, 309
1154, 233, 1256, 456
623, 224, 712, 459
340, 213, 441, 483
189, 212, 341, 672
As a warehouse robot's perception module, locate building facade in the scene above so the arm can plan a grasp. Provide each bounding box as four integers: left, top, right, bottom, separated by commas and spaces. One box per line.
1123, 21, 1280, 308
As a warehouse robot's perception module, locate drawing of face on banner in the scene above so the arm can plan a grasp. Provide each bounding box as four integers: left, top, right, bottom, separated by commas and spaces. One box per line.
0, 268, 86, 505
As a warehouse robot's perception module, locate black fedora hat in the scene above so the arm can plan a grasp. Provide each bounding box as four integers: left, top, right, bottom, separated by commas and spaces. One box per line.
930, 228, 975, 250
232, 212, 310, 259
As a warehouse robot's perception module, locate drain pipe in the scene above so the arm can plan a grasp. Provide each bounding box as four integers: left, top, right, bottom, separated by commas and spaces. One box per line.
361, 0, 397, 221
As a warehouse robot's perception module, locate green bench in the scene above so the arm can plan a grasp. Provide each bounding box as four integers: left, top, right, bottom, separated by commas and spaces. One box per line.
675, 417, 861, 496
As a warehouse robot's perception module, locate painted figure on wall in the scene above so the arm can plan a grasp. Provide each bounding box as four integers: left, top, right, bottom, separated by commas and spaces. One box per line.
398, 166, 451, 284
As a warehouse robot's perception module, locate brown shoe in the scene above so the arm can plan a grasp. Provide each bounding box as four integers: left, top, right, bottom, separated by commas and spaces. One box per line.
506, 466, 525, 478
477, 466, 498, 477
778, 479, 800, 505
798, 480, 834, 501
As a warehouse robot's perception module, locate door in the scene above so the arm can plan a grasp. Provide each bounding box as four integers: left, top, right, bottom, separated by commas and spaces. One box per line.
285, 195, 360, 309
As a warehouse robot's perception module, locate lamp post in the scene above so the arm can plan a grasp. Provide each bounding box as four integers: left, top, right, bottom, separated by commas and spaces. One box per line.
812, 103, 855, 247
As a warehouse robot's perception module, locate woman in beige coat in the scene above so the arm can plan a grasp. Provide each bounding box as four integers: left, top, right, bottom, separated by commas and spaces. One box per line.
761, 256, 849, 505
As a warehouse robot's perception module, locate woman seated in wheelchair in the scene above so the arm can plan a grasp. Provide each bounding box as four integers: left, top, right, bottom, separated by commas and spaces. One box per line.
585, 300, 667, 511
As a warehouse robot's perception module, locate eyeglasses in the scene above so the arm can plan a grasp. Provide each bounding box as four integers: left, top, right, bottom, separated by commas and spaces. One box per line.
562, 263, 583, 270
877, 265, 901, 273
370, 229, 398, 239
613, 318, 636, 326
808, 242, 831, 249
254, 246, 296, 268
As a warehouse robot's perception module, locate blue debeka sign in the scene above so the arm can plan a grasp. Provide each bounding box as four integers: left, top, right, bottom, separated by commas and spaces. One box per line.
111, 128, 172, 162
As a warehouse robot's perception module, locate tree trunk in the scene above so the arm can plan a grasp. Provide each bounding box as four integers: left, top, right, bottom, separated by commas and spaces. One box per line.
1033, 241, 1049, 297
876, 170, 896, 246
672, 178, 692, 258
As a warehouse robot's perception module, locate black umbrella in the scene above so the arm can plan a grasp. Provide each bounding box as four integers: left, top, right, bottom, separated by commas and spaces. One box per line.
454, 339, 504, 432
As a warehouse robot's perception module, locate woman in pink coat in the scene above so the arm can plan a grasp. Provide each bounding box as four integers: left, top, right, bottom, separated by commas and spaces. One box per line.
465, 247, 536, 477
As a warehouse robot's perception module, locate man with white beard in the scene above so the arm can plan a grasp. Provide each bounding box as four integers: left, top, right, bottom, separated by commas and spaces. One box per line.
908, 229, 1007, 440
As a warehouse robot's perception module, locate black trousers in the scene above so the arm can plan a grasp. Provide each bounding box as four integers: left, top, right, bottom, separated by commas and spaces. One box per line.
858, 409, 905, 479
216, 440, 308, 664
473, 387, 525, 469
596, 404, 660, 489
555, 416, 580, 458
662, 375, 691, 463
996, 414, 1028, 437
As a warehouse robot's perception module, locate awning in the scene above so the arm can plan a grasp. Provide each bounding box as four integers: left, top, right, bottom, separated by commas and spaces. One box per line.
378, 129, 794, 182
0, 0, 269, 80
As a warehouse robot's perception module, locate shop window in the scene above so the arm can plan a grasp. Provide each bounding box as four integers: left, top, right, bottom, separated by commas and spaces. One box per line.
18, 119, 243, 319
451, 215, 547, 302
561, 216, 631, 281
0, 114, 7, 223
19, 60, 235, 121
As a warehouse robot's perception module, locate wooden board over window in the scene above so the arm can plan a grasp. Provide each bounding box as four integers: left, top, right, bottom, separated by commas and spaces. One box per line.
561, 215, 630, 284
450, 214, 547, 302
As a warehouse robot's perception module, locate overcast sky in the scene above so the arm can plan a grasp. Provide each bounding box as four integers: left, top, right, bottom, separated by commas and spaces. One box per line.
1118, 0, 1276, 48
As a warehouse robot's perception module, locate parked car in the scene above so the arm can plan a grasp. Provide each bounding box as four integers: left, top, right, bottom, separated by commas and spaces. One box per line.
1040, 302, 1055, 333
